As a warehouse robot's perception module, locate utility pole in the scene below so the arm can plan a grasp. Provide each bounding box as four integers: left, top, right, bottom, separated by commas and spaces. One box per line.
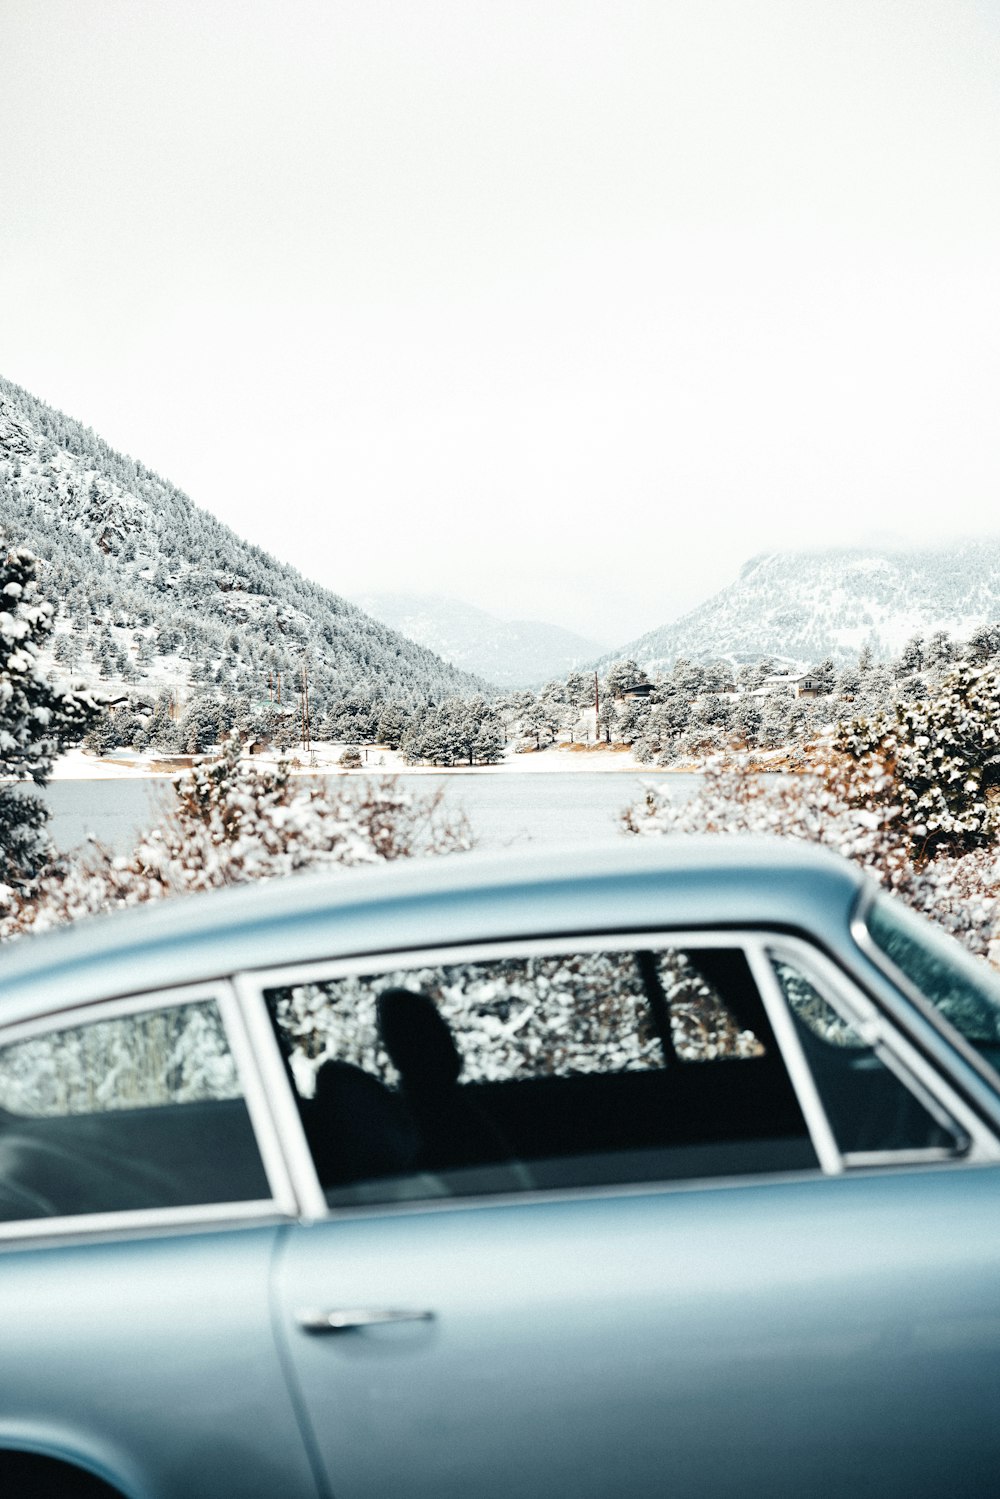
594, 670, 600, 745
300, 658, 312, 752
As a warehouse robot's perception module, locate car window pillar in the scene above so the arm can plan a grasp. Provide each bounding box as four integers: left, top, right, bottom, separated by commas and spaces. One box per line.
216, 981, 301, 1218
231, 971, 329, 1221
743, 938, 844, 1175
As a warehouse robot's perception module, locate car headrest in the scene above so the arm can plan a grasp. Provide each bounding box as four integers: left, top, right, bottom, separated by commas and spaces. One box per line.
376, 987, 463, 1091
309, 1058, 419, 1184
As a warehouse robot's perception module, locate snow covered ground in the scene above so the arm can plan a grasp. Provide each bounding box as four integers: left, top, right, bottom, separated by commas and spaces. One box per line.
47, 748, 164, 780
46, 740, 660, 780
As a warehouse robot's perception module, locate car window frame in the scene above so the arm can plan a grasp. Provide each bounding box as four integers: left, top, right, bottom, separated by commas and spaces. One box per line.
0, 979, 299, 1245
851, 884, 1000, 1124
762, 936, 992, 1166
234, 926, 1000, 1223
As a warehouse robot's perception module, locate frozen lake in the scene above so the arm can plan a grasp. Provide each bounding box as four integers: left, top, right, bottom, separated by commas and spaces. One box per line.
39, 772, 695, 857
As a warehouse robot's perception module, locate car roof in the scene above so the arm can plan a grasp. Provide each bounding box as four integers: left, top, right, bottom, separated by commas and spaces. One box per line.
0, 837, 868, 1027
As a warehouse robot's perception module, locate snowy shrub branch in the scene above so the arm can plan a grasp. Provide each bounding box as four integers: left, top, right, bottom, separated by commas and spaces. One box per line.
624, 663, 1000, 963
623, 749, 1000, 961
0, 737, 473, 940
836, 661, 1000, 860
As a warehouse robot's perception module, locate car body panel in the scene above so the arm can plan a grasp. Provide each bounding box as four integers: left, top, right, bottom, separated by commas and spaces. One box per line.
0, 1222, 319, 1499
273, 1165, 1000, 1499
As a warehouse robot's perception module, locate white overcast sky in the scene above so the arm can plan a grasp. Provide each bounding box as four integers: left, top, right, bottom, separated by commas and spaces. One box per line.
3, 1, 1000, 645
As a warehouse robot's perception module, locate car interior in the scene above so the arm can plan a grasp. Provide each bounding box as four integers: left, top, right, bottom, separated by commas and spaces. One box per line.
285, 948, 824, 1207
0, 1097, 270, 1221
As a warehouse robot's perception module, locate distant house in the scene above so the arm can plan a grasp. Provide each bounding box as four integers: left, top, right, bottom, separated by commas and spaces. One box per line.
794, 676, 823, 699
752, 673, 825, 700
622, 681, 654, 701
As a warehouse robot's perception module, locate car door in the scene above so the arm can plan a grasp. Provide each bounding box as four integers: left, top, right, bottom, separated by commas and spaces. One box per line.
0, 984, 319, 1499
254, 935, 1000, 1499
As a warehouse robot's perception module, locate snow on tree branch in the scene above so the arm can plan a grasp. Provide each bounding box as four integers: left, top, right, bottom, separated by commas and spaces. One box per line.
0, 546, 99, 888
622, 747, 1000, 961
0, 737, 473, 939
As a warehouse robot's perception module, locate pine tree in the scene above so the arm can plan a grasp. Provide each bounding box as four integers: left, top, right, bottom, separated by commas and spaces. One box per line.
0, 547, 99, 886
473, 716, 505, 765
605, 659, 644, 699
838, 661, 1000, 859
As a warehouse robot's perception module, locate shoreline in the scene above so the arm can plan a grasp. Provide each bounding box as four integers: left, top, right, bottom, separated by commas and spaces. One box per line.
42, 744, 698, 782
28, 738, 807, 784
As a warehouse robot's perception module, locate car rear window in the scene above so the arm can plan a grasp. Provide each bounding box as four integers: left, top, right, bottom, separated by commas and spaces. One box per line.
0, 998, 270, 1223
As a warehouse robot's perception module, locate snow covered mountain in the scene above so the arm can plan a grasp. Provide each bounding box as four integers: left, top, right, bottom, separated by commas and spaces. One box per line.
351, 592, 606, 688
602, 542, 1000, 672
0, 376, 486, 708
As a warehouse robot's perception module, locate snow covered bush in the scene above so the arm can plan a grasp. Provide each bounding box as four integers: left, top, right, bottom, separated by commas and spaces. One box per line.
622, 750, 1000, 960
0, 546, 98, 887
624, 661, 1000, 962
837, 661, 1000, 859
0, 737, 473, 940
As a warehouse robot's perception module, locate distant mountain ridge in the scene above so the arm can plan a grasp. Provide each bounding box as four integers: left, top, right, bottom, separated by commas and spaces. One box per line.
0, 375, 486, 709
352, 591, 606, 688
601, 542, 1000, 671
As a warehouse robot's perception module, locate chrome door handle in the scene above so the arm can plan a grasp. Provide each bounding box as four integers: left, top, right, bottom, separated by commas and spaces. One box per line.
296, 1307, 435, 1334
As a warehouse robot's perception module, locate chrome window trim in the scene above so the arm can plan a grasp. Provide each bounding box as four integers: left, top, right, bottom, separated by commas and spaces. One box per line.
743, 938, 843, 1175
764, 935, 999, 1165
0, 1198, 285, 1248
239, 927, 827, 995
0, 980, 299, 1242
266, 1156, 1000, 1229
216, 981, 300, 1216
231, 971, 328, 1221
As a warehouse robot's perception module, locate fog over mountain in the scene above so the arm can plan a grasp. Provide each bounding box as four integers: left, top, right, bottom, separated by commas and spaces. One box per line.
600, 543, 1000, 672
352, 592, 606, 688
0, 376, 486, 708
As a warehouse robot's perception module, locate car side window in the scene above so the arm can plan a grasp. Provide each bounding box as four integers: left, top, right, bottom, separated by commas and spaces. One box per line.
265, 945, 817, 1208
771, 956, 969, 1162
0, 998, 271, 1223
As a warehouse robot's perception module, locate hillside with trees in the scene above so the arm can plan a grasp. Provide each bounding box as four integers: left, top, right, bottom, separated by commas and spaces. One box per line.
0, 375, 487, 749
600, 543, 1000, 672
377, 626, 1000, 772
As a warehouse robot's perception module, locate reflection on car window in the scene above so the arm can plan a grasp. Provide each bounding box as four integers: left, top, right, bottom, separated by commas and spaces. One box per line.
866, 895, 1000, 1055
773, 960, 867, 1049
273, 952, 661, 1094
266, 945, 814, 1208
656, 950, 764, 1060
0, 1003, 239, 1117
0, 1000, 269, 1223
772, 957, 967, 1162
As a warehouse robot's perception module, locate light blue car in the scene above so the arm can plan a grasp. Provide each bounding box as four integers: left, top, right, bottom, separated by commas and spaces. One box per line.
0, 836, 999, 1499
